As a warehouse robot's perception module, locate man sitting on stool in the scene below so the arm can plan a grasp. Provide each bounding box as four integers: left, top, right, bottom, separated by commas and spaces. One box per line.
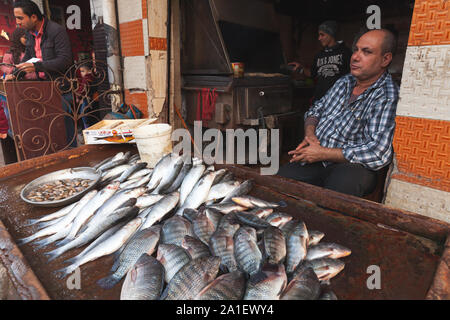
277, 29, 399, 198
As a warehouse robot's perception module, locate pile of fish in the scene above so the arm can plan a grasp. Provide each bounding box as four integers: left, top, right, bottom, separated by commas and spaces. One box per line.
25, 178, 94, 202
19, 151, 351, 300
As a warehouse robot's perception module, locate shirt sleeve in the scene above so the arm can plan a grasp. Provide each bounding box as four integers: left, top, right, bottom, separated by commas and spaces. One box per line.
342, 95, 398, 171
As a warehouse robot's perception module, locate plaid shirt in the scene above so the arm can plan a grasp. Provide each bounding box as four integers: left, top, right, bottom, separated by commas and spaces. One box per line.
305, 72, 399, 171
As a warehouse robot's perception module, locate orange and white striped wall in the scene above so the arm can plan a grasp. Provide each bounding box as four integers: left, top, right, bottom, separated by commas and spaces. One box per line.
384, 0, 450, 223
117, 0, 170, 119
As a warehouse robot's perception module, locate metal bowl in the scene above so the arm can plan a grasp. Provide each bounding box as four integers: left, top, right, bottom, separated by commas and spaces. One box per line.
20, 167, 101, 207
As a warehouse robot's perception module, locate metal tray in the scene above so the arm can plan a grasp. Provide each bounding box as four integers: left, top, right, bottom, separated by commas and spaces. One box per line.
20, 167, 101, 207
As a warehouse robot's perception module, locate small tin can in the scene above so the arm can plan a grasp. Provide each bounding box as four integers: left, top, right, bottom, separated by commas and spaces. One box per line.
231, 62, 245, 78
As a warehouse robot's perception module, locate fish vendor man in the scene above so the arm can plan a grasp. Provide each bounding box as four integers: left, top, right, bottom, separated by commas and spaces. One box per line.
278, 29, 399, 198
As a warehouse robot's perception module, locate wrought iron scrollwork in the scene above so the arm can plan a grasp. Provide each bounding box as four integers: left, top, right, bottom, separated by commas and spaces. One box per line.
7, 60, 120, 160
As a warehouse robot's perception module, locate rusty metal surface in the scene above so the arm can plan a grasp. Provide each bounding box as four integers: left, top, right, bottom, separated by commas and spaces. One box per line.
0, 144, 447, 299
0, 220, 50, 300
426, 236, 450, 300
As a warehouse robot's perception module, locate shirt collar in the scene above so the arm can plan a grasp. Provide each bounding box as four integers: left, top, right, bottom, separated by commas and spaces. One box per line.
348, 71, 389, 95
31, 18, 45, 37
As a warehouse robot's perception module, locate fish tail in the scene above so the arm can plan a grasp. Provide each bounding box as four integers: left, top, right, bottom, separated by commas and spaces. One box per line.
24, 218, 40, 227
16, 235, 36, 246
33, 238, 51, 249
56, 238, 72, 247
278, 200, 287, 208
63, 256, 79, 265
54, 265, 76, 279
96, 275, 120, 290
45, 247, 65, 262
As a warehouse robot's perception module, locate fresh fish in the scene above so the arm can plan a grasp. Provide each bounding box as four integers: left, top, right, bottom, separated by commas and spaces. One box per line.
235, 212, 272, 229
117, 162, 148, 183
93, 155, 114, 171
122, 174, 152, 189
181, 235, 211, 260
127, 153, 141, 164
305, 243, 351, 261
246, 208, 274, 219
192, 212, 216, 245
120, 254, 165, 300
56, 217, 142, 278
64, 182, 121, 242
220, 179, 254, 203
280, 219, 299, 238
179, 164, 205, 206
195, 271, 246, 300
281, 267, 321, 300
176, 171, 217, 215
293, 258, 345, 282
75, 221, 128, 260
119, 177, 142, 189
161, 216, 195, 247
285, 221, 309, 274
97, 152, 129, 172
263, 226, 286, 265
164, 154, 192, 193
216, 212, 240, 236
307, 231, 325, 247
146, 153, 173, 191
24, 202, 77, 226
83, 187, 146, 231
244, 263, 287, 300
33, 222, 73, 249
219, 171, 235, 183
17, 190, 98, 245
135, 194, 164, 209
234, 227, 263, 276
97, 225, 161, 289
165, 256, 221, 300
206, 203, 247, 214
182, 208, 200, 223
209, 228, 238, 273
204, 208, 223, 230
242, 226, 258, 242
265, 212, 293, 228
156, 244, 191, 283
206, 180, 240, 203
140, 192, 180, 230
101, 164, 132, 182
211, 169, 228, 185
232, 195, 286, 209
46, 206, 139, 262
151, 154, 184, 194
128, 168, 152, 181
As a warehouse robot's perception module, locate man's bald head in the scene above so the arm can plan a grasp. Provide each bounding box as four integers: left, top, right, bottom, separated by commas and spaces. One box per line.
361, 29, 397, 56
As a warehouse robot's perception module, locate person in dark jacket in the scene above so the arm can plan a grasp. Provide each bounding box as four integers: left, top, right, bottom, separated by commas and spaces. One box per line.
289, 20, 352, 103
13, 0, 72, 79
13, 0, 76, 147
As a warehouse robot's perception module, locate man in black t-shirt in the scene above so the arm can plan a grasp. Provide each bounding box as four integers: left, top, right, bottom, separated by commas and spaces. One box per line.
290, 21, 352, 102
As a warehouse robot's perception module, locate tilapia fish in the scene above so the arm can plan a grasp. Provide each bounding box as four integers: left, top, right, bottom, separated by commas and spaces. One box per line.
234, 227, 263, 276
195, 271, 246, 300
97, 225, 161, 289
263, 226, 286, 265
281, 267, 321, 300
164, 256, 221, 300
182, 235, 211, 260
265, 212, 293, 228
209, 229, 238, 273
244, 263, 287, 300
192, 212, 216, 245
305, 243, 351, 261
308, 230, 325, 247
235, 212, 271, 229
156, 244, 191, 284
120, 254, 165, 300
220, 179, 254, 203
293, 258, 345, 282
161, 216, 195, 247
285, 221, 309, 274
231, 195, 286, 209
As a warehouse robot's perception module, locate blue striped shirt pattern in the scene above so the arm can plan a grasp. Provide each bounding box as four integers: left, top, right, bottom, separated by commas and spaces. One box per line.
304, 72, 399, 171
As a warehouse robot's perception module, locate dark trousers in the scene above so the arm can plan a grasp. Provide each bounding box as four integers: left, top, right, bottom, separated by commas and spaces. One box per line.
277, 162, 378, 197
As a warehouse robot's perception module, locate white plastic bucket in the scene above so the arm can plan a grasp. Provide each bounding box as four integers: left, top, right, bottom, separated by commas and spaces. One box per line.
134, 123, 173, 168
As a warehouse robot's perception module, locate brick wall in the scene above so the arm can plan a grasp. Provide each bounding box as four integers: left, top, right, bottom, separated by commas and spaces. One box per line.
385, 0, 450, 223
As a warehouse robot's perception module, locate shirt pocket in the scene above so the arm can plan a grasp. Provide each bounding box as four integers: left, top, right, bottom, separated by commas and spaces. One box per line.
335, 108, 367, 142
